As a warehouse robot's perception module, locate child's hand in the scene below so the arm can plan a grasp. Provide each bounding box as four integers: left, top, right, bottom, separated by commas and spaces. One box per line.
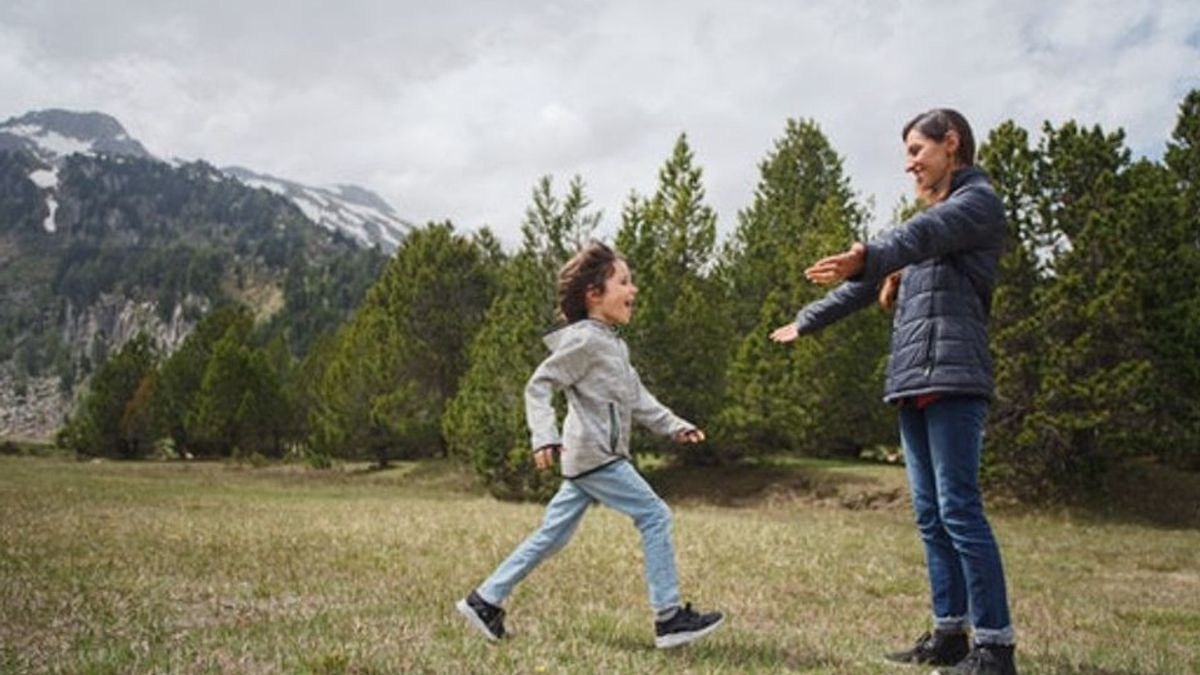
533, 445, 561, 470
674, 429, 706, 444
770, 323, 799, 343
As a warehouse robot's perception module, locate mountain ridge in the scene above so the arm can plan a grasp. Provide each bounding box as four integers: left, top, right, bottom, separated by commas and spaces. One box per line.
0, 108, 410, 252
0, 134, 389, 440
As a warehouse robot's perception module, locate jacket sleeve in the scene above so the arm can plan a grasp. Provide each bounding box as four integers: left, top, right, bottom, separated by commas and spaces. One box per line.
524, 332, 593, 451
630, 368, 693, 438
795, 278, 878, 335
861, 184, 1005, 283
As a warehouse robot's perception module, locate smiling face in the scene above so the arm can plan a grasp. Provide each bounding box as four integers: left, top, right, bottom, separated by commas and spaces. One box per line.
586, 258, 637, 326
905, 128, 960, 203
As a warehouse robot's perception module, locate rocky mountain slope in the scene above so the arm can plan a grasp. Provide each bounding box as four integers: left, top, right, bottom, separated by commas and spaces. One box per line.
0, 110, 395, 440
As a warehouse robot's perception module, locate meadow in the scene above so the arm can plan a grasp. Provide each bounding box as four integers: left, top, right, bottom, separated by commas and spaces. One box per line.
1, 454, 1198, 674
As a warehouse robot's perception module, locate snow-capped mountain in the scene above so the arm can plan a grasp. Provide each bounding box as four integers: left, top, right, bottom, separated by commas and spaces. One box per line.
222, 166, 408, 252
0, 109, 153, 162
0, 109, 409, 251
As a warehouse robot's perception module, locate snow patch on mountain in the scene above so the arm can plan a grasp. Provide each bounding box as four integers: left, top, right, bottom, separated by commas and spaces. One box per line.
28, 167, 60, 233
42, 195, 59, 233
29, 167, 58, 189
6, 124, 94, 158
0, 110, 153, 164
224, 167, 409, 252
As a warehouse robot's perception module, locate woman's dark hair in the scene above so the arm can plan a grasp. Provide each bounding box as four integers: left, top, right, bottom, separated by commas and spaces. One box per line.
903, 108, 976, 167
557, 240, 623, 323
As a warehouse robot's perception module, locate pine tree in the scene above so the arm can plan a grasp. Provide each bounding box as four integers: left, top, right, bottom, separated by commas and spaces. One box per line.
310, 222, 496, 464
308, 311, 395, 463
153, 305, 254, 453
720, 119, 866, 335
444, 176, 600, 499
259, 335, 298, 457
1157, 89, 1200, 469
1014, 122, 1155, 495
978, 103, 1199, 496
120, 372, 161, 458
472, 226, 508, 270
289, 331, 337, 465
185, 314, 285, 457
718, 120, 891, 457
977, 121, 1046, 486
615, 134, 730, 463
521, 175, 603, 269
188, 330, 254, 455
57, 333, 158, 458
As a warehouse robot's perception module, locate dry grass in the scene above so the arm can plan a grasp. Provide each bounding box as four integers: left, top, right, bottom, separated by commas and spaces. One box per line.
1, 455, 1198, 674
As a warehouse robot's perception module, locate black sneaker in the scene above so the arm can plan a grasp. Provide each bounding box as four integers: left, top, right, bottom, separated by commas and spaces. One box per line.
885, 630, 970, 666
455, 590, 506, 642
932, 644, 1017, 675
653, 602, 724, 649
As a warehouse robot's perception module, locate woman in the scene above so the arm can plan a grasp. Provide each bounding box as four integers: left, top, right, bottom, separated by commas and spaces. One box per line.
771, 109, 1017, 675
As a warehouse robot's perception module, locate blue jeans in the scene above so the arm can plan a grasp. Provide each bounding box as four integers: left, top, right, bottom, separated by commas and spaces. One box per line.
477, 460, 681, 612
900, 395, 1015, 645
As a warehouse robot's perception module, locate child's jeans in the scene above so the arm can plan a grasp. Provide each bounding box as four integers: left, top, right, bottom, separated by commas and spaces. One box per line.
900, 395, 1015, 645
477, 459, 681, 612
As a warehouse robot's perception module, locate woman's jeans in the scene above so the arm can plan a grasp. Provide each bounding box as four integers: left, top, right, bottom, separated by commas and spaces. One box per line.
477, 459, 681, 612
900, 395, 1015, 645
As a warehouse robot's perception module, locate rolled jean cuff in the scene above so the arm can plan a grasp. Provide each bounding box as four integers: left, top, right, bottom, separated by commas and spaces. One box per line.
934, 615, 970, 633
475, 588, 504, 607
973, 625, 1016, 646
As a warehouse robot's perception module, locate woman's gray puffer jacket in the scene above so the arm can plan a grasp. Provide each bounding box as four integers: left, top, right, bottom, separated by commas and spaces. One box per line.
794, 166, 1006, 403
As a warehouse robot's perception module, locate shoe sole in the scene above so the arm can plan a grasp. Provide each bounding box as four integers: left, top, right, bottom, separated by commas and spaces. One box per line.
654, 615, 725, 649
873, 655, 963, 671
875, 654, 961, 667
455, 599, 500, 642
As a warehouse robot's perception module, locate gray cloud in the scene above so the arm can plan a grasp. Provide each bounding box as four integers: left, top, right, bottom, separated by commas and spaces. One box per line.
2, 0, 1198, 246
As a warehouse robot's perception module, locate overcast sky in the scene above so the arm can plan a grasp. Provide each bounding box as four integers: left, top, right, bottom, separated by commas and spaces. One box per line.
3, 0, 1198, 246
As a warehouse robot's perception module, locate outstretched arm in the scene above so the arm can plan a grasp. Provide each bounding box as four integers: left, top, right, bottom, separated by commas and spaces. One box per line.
863, 186, 1004, 282
804, 182, 1004, 286
631, 369, 695, 439
771, 277, 878, 343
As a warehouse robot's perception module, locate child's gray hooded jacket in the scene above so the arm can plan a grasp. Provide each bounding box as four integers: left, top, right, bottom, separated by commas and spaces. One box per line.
525, 319, 693, 479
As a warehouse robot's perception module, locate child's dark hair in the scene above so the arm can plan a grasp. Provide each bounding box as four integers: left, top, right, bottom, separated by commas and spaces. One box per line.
557, 241, 623, 323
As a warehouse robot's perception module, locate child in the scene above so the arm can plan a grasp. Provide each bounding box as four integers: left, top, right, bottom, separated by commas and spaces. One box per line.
456, 241, 725, 649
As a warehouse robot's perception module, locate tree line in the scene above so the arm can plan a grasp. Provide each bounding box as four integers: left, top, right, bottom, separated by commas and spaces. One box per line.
60, 90, 1200, 501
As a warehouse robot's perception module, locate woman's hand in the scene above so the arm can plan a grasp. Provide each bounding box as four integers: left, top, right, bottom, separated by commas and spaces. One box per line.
533, 445, 561, 470
879, 271, 902, 312
805, 242, 866, 284
770, 322, 799, 343
674, 428, 706, 444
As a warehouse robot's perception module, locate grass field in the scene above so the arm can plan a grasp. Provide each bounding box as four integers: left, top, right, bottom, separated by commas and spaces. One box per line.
2, 454, 1198, 674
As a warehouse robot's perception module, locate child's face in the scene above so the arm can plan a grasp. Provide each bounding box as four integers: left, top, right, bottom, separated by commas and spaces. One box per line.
586, 259, 637, 326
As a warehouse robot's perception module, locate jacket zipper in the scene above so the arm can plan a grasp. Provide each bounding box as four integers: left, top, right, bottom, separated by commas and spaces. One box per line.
924, 284, 937, 378
924, 325, 936, 378
608, 403, 620, 452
